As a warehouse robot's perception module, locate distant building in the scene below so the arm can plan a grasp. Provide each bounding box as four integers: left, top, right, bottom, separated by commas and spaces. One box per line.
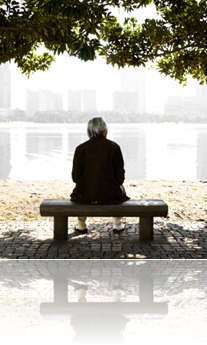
165, 82, 207, 120
0, 63, 11, 109
68, 90, 82, 112
113, 90, 139, 113
68, 90, 97, 112
164, 95, 207, 119
82, 90, 96, 112
120, 67, 146, 113
26, 90, 63, 117
165, 96, 184, 117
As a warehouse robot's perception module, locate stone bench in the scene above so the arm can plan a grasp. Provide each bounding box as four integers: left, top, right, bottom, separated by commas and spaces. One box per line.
40, 301, 168, 319
40, 199, 168, 241
40, 273, 168, 320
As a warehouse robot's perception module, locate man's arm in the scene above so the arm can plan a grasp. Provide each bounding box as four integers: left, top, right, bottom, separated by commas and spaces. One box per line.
113, 145, 126, 185
71, 146, 84, 183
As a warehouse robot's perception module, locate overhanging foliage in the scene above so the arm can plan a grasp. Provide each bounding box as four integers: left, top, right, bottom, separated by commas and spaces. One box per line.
0, 0, 207, 83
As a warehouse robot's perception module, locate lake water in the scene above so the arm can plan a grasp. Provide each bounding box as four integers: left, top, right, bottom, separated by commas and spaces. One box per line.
0, 122, 206, 180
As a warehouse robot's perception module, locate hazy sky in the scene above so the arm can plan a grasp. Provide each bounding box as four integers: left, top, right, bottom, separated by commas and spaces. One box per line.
11, 54, 197, 114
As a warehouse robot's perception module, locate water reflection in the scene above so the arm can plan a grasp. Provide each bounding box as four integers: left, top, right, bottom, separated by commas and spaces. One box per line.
0, 129, 11, 178
0, 123, 207, 179
197, 131, 207, 179
0, 260, 207, 344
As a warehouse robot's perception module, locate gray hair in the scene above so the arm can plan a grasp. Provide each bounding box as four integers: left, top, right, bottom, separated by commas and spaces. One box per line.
87, 117, 107, 138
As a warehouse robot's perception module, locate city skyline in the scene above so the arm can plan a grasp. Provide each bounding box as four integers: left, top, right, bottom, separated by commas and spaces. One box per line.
7, 54, 199, 115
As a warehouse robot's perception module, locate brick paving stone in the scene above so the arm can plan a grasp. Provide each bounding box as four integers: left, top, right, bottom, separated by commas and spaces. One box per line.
0, 220, 207, 259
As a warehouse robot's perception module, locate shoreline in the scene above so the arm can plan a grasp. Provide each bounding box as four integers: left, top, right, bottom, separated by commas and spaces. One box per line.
0, 179, 206, 223
1, 121, 207, 128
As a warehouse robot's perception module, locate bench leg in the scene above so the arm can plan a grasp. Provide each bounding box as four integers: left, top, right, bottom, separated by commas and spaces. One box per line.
54, 216, 68, 240
139, 217, 153, 241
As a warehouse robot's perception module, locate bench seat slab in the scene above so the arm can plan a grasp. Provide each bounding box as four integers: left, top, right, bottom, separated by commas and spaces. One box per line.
40, 199, 168, 218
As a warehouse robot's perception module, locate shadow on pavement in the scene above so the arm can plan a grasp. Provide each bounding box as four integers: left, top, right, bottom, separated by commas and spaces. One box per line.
0, 220, 206, 259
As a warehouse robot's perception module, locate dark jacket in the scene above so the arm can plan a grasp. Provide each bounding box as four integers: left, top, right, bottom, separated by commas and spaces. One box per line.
70, 135, 129, 204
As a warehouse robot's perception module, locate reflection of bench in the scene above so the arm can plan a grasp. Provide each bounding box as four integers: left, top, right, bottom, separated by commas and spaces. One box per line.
40, 199, 168, 241
40, 302, 168, 319
40, 276, 168, 320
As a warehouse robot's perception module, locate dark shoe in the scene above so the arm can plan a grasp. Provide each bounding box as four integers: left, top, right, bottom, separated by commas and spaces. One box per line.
113, 223, 125, 232
74, 226, 88, 235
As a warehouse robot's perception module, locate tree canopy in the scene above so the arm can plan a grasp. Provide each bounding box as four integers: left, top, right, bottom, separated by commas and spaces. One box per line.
1, 0, 207, 83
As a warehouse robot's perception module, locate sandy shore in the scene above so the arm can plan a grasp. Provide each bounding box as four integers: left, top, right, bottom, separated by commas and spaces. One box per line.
0, 179, 206, 223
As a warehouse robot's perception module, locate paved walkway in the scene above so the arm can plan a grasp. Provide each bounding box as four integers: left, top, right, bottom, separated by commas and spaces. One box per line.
0, 219, 207, 259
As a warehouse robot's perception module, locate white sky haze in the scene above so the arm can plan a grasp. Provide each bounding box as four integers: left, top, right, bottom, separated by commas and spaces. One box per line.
10, 54, 197, 114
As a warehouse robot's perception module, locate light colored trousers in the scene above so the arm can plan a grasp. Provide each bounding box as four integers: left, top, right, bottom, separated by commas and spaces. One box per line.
77, 216, 122, 230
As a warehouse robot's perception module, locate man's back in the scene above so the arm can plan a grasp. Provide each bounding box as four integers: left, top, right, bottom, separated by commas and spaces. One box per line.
71, 136, 127, 204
